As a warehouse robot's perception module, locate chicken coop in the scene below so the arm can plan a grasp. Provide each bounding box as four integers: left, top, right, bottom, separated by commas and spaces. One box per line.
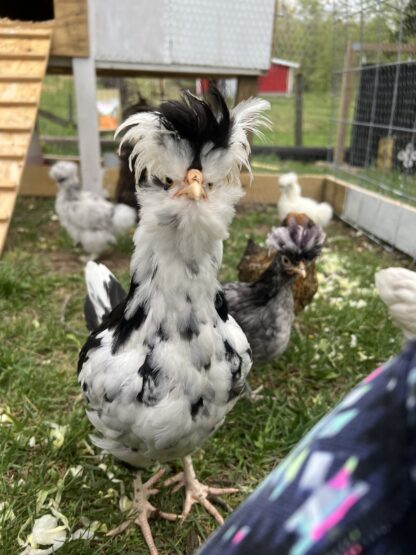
0, 0, 276, 254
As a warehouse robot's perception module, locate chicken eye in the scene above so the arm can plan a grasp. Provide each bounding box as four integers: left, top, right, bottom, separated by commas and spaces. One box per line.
281, 255, 291, 266
166, 177, 173, 185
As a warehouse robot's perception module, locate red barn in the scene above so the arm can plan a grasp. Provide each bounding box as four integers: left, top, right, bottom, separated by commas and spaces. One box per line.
258, 58, 300, 95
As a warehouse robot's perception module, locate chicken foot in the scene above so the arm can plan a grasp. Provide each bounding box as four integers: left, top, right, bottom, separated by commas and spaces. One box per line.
107, 468, 178, 555
164, 455, 238, 525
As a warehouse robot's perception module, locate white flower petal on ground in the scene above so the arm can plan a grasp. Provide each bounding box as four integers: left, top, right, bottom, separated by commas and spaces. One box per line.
119, 495, 133, 513
47, 423, 67, 450
0, 501, 16, 537
69, 465, 83, 479
350, 334, 357, 348
19, 513, 68, 555
0, 406, 14, 425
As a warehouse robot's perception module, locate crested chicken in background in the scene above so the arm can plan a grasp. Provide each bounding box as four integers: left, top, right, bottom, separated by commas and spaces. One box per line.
278, 172, 333, 228
50, 161, 137, 260
224, 216, 325, 362
78, 88, 270, 554
237, 213, 321, 315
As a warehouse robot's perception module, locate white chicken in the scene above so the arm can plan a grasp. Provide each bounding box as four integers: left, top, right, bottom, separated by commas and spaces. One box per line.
375, 267, 416, 339
77, 88, 269, 554
50, 161, 136, 260
278, 172, 333, 228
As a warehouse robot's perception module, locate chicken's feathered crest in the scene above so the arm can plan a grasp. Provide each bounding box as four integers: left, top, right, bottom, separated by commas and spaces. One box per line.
49, 160, 79, 188
279, 172, 300, 191
266, 218, 325, 259
115, 88, 270, 184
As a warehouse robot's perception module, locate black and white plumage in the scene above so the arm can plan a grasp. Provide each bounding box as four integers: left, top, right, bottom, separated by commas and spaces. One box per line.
77, 89, 270, 553
50, 161, 136, 260
223, 218, 325, 362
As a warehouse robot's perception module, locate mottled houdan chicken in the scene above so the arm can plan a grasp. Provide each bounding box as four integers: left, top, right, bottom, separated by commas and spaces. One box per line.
237, 213, 322, 315
278, 172, 333, 228
50, 161, 136, 260
77, 89, 269, 554
115, 97, 155, 210
375, 267, 416, 339
224, 217, 325, 362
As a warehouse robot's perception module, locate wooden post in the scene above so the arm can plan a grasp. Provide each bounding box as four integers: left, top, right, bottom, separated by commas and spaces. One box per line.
72, 0, 103, 194
235, 76, 259, 144
334, 41, 355, 166
294, 72, 303, 147
235, 76, 258, 104
73, 58, 102, 193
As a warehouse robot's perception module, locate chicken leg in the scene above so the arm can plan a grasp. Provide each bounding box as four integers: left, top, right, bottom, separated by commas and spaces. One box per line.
164, 455, 239, 525
107, 468, 178, 555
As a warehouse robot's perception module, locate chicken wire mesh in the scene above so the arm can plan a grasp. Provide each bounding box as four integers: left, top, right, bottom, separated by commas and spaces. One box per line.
36, 1, 416, 210
328, 0, 416, 205
37, 76, 197, 164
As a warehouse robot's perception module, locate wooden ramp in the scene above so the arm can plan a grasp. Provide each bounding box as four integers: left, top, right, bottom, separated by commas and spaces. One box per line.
0, 21, 52, 255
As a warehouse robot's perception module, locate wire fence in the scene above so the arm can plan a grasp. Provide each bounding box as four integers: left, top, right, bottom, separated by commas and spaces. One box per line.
36, 76, 195, 164
36, 1, 416, 207
328, 0, 416, 205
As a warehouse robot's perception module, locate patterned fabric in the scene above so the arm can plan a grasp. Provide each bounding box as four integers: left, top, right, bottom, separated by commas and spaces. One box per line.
199, 340, 416, 555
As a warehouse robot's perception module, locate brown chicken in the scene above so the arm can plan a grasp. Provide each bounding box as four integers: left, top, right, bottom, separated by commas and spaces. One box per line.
237, 213, 321, 315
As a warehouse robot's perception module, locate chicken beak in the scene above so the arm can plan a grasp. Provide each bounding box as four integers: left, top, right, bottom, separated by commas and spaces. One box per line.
293, 261, 306, 279
174, 169, 206, 201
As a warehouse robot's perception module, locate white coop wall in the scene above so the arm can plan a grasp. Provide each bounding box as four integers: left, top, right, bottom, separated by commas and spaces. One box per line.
93, 0, 275, 73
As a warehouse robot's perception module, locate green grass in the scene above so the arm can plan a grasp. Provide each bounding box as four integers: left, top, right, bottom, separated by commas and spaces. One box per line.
254, 92, 333, 148
0, 198, 409, 554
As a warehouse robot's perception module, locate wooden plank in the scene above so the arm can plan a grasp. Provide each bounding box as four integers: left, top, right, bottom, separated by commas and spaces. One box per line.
322, 176, 347, 215
0, 101, 37, 107
0, 54, 46, 61
0, 107, 38, 130
234, 76, 258, 104
294, 73, 303, 147
0, 221, 8, 250
18, 168, 328, 205
0, 37, 51, 56
20, 165, 56, 196
73, 56, 103, 193
0, 77, 41, 84
0, 60, 46, 79
0, 190, 17, 220
0, 82, 40, 103
0, 131, 30, 157
52, 0, 89, 58
0, 22, 52, 256
358, 42, 416, 54
0, 20, 52, 38
0, 160, 23, 182
0, 180, 17, 189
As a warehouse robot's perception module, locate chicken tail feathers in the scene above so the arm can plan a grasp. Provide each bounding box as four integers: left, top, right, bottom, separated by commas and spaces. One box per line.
316, 202, 333, 228
112, 203, 137, 235
84, 261, 126, 331
375, 267, 416, 339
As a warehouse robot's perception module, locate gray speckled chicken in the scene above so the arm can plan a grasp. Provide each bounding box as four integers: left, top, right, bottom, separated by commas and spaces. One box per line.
77, 89, 269, 554
50, 161, 136, 260
223, 218, 325, 362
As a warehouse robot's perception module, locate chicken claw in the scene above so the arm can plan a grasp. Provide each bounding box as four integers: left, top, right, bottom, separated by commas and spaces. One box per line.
107, 468, 178, 555
164, 456, 238, 525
